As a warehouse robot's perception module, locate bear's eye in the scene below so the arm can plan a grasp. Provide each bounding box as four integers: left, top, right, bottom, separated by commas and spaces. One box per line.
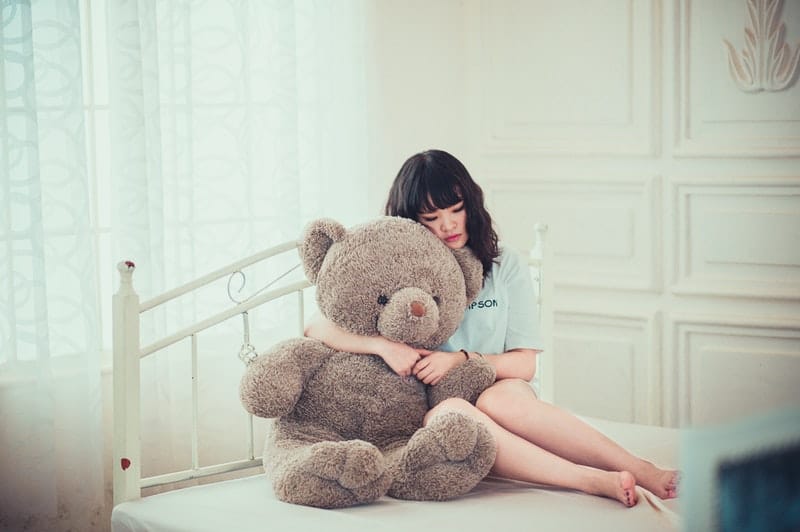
377, 294, 389, 305
433, 295, 441, 305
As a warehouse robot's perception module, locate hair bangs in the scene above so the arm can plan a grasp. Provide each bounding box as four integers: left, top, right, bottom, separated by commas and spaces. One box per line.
417, 174, 463, 214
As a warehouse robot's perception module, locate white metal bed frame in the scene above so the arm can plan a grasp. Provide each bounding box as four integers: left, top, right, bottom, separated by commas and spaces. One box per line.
111, 223, 552, 506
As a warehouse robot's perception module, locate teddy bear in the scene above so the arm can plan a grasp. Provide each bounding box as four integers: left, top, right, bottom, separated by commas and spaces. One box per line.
239, 216, 499, 509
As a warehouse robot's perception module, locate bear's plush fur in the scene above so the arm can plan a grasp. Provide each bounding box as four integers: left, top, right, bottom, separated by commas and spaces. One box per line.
239, 216, 498, 509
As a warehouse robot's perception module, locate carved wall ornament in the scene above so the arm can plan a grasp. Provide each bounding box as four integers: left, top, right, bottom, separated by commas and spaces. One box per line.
723, 0, 800, 92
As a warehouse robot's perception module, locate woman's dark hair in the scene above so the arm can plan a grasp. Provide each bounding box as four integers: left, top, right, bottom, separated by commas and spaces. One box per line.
385, 149, 499, 278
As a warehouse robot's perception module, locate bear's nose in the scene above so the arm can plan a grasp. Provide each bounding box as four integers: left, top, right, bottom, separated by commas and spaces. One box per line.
410, 301, 426, 318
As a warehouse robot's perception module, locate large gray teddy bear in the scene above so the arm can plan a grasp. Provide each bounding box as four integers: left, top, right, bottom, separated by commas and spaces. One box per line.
239, 216, 498, 509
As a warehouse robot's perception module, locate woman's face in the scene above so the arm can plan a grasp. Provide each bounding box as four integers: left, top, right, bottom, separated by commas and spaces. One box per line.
417, 200, 468, 250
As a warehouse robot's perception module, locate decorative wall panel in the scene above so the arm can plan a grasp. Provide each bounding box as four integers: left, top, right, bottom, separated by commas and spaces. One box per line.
675, 0, 800, 156
671, 178, 800, 299
472, 0, 658, 155
553, 312, 660, 424
722, 0, 800, 93
489, 176, 661, 291
669, 316, 800, 426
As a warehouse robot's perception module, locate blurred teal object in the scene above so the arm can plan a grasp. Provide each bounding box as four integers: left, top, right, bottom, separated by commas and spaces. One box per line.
681, 407, 800, 532
718, 440, 800, 531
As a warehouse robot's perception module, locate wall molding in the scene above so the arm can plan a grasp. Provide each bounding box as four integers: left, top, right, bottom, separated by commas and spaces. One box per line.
488, 175, 662, 292
669, 176, 800, 300
554, 310, 662, 424
675, 0, 800, 157
665, 313, 800, 427
469, 0, 660, 156
723, 0, 800, 93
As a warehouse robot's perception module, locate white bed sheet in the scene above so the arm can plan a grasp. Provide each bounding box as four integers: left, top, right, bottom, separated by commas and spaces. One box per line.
112, 418, 681, 532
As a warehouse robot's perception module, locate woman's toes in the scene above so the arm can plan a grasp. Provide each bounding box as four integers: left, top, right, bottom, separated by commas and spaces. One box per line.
619, 471, 638, 507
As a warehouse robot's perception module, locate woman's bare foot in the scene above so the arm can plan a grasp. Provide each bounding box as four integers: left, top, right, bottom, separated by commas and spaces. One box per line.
589, 470, 638, 507
616, 471, 638, 507
634, 462, 679, 499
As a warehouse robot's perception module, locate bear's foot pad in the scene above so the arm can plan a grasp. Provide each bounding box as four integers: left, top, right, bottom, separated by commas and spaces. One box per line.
388, 410, 495, 501
273, 440, 391, 508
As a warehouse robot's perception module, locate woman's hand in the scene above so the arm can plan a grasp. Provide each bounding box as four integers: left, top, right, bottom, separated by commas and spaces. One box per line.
412, 350, 464, 385
305, 314, 428, 377
375, 338, 430, 377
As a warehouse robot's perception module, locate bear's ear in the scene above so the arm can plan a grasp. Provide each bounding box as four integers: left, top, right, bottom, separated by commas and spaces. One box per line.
298, 218, 346, 284
451, 247, 484, 303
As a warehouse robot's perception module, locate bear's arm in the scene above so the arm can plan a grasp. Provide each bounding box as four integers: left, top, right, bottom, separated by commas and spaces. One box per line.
239, 337, 333, 418
426, 357, 497, 408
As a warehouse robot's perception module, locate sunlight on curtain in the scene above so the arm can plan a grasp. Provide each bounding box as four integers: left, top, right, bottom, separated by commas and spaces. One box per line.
0, 1, 104, 530
102, 0, 370, 505
107, 0, 369, 298
1, 0, 369, 529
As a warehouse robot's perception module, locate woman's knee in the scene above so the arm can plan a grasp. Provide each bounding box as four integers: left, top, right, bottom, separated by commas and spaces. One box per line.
476, 378, 537, 415
424, 397, 473, 425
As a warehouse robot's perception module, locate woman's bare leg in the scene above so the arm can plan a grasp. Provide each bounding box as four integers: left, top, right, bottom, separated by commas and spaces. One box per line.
476, 379, 678, 499
425, 398, 638, 507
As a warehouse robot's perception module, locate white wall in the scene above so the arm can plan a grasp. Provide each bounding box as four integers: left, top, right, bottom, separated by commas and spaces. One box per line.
365, 0, 800, 428
364, 0, 473, 212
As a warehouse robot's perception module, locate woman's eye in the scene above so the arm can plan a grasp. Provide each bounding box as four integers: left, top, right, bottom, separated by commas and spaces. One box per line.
421, 216, 436, 222
377, 295, 388, 305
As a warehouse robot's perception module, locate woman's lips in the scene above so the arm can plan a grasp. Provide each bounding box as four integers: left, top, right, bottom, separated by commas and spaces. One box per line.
445, 234, 461, 243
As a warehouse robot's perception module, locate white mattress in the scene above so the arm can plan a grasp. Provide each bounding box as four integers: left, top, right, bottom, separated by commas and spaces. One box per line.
112, 418, 681, 532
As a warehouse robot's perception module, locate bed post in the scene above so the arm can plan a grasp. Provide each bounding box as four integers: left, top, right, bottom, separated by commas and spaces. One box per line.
532, 223, 556, 404
113, 260, 141, 505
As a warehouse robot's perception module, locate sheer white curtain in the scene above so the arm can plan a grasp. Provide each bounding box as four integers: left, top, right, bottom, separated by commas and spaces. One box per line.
107, 0, 369, 293
0, 1, 104, 531
1, 0, 369, 530
104, 0, 370, 496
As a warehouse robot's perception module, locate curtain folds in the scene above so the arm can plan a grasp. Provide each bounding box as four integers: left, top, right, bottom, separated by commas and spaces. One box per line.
0, 1, 105, 531
104, 0, 370, 490
1, 1, 369, 530
108, 0, 369, 295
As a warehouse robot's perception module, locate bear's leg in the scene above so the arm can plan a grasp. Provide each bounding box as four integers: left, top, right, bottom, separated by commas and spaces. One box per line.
268, 437, 392, 509
386, 410, 496, 501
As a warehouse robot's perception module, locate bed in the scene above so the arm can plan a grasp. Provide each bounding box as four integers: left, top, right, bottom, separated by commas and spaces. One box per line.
110, 224, 681, 532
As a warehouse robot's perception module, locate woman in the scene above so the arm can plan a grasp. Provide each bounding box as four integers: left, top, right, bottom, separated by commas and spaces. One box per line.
305, 149, 678, 507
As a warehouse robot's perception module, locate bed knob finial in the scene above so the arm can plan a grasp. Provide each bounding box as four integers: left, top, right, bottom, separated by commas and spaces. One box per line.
116, 260, 137, 295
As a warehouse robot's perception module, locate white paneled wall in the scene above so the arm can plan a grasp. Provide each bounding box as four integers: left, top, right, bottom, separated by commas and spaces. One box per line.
469, 0, 659, 156
676, 0, 800, 156
670, 178, 800, 299
365, 0, 800, 428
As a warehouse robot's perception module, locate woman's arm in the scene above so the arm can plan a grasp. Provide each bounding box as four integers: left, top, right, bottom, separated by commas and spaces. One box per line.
487, 248, 542, 381
414, 347, 540, 384
304, 313, 425, 376
416, 248, 543, 384
472, 348, 539, 381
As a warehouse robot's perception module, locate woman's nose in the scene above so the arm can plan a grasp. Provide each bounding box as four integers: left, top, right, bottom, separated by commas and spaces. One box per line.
441, 215, 455, 231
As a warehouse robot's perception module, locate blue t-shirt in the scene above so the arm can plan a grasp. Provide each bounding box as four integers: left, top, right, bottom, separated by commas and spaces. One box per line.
439, 245, 542, 355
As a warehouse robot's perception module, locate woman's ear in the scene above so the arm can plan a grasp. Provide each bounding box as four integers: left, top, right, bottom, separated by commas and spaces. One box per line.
298, 218, 346, 284
451, 247, 483, 303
